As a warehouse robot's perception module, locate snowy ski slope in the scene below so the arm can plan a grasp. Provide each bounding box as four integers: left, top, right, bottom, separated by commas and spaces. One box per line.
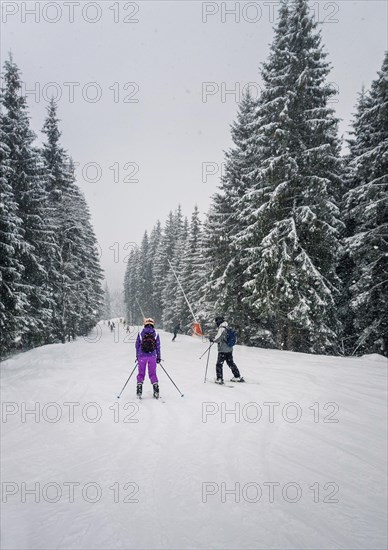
1, 322, 387, 549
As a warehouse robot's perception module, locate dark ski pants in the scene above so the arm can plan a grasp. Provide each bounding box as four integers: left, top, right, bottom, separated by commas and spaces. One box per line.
216, 352, 240, 380
172, 332, 177, 341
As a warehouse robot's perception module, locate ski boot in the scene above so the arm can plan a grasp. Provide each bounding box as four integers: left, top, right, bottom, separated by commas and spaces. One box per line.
230, 377, 245, 382
153, 383, 160, 399
136, 383, 143, 398
215, 378, 224, 385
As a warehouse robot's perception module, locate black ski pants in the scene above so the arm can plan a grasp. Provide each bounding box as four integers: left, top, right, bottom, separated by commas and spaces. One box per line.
216, 352, 240, 380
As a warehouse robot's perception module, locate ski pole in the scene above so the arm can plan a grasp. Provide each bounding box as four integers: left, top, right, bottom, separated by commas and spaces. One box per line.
159, 361, 184, 397
199, 341, 214, 359
117, 360, 138, 399
204, 344, 212, 383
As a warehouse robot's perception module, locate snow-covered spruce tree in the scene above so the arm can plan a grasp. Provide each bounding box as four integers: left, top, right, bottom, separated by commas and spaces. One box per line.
41, 98, 72, 204
138, 231, 154, 317
337, 89, 370, 354
235, 0, 343, 353
151, 213, 173, 324
344, 52, 388, 356
101, 281, 112, 320
147, 220, 162, 317
41, 99, 74, 341
203, 88, 262, 342
123, 255, 131, 322
152, 208, 181, 327
2, 56, 58, 350
161, 212, 188, 330
0, 110, 28, 356
71, 183, 104, 337
42, 102, 103, 341
178, 206, 205, 333
124, 246, 142, 325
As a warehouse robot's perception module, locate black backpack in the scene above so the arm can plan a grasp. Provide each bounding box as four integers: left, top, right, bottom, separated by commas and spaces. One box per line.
141, 332, 157, 353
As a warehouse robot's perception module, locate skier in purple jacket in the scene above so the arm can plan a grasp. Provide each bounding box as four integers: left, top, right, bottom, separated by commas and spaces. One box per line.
135, 318, 161, 398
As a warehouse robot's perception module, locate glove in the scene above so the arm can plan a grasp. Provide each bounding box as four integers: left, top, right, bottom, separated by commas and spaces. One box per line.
157, 357, 161, 363
209, 337, 214, 343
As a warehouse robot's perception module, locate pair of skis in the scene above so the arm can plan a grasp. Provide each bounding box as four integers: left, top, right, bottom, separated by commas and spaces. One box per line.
137, 386, 164, 402
137, 393, 166, 403
210, 377, 245, 388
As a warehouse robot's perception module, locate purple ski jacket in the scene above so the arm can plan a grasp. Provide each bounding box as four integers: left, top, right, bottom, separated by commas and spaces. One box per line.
136, 326, 161, 360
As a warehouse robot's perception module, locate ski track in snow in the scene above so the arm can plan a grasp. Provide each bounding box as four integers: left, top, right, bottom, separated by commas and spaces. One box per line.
1, 323, 387, 550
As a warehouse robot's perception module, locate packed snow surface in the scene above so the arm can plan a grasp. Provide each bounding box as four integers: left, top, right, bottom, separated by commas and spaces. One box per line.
1, 323, 387, 549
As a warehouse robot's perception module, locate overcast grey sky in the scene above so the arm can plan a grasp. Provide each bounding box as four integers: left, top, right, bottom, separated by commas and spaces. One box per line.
1, 0, 387, 290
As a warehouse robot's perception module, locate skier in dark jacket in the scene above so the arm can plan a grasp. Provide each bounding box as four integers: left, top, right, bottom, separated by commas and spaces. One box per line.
172, 322, 181, 342
210, 316, 244, 384
135, 317, 161, 398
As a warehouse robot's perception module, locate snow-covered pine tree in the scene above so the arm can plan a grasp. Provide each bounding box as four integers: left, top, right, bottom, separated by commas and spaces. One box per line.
2, 55, 57, 350
344, 52, 388, 356
124, 246, 142, 325
161, 213, 188, 330
42, 101, 103, 341
138, 231, 153, 317
178, 205, 205, 333
41, 107, 102, 339
101, 281, 112, 320
123, 256, 131, 323
337, 89, 370, 354
147, 220, 162, 317
203, 88, 260, 342
149, 220, 165, 323
235, 0, 343, 353
41, 98, 72, 204
41, 99, 76, 341
152, 208, 182, 327
70, 182, 104, 337
0, 109, 28, 356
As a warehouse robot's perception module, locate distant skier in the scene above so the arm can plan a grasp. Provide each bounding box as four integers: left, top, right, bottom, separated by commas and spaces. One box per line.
210, 316, 244, 384
172, 322, 181, 342
135, 318, 161, 398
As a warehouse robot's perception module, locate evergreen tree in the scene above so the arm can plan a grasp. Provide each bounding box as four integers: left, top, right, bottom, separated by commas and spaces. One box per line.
0, 111, 27, 355
337, 89, 370, 354
161, 211, 187, 329
138, 231, 153, 316
124, 247, 141, 325
152, 208, 182, 327
41, 102, 103, 342
2, 55, 57, 349
179, 206, 205, 333
203, 89, 261, 341
102, 282, 112, 320
344, 52, 388, 356
71, 183, 104, 336
234, 0, 343, 353
147, 221, 162, 317
149, 220, 166, 323
41, 98, 73, 204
